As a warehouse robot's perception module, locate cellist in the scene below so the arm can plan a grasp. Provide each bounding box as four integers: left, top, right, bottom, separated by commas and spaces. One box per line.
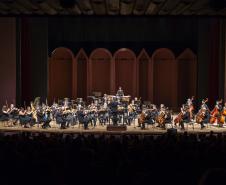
210, 100, 222, 124
219, 102, 226, 126
198, 99, 210, 129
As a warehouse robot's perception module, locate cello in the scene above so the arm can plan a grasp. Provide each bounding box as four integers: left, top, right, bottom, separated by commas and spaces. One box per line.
196, 98, 208, 124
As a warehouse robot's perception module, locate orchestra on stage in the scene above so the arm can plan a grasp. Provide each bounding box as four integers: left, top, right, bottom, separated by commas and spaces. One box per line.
1, 87, 226, 130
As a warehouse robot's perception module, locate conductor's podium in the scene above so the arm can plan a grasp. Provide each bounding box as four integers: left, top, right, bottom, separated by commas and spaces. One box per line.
107, 125, 127, 131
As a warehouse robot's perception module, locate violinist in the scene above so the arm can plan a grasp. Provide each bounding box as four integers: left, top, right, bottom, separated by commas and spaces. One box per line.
55, 107, 67, 129
19, 107, 30, 128
26, 106, 36, 127
1, 105, 10, 125
42, 107, 52, 129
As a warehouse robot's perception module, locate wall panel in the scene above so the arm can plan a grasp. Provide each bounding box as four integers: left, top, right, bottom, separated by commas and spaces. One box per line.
177, 48, 197, 107
152, 48, 177, 109
48, 47, 74, 103
76, 49, 88, 99
89, 48, 112, 96
137, 49, 151, 101
114, 48, 137, 97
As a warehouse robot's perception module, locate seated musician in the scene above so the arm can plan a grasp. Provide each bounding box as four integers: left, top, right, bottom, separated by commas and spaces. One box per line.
180, 104, 190, 130
42, 108, 52, 129
220, 102, 226, 125
8, 104, 19, 124
201, 99, 209, 111
199, 107, 210, 129
26, 106, 36, 127
55, 108, 67, 129
1, 105, 10, 123
116, 86, 124, 97
88, 102, 97, 127
19, 107, 30, 128
216, 99, 223, 111
144, 106, 158, 126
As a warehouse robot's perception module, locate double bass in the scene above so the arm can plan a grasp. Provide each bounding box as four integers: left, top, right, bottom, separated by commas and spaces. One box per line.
219, 104, 226, 125
209, 99, 222, 124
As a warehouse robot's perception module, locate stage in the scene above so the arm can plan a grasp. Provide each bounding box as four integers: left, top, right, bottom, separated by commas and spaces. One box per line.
1, 121, 226, 135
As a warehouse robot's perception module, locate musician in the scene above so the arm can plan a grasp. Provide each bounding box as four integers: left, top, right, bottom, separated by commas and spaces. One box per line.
209, 100, 223, 125
156, 104, 171, 128
216, 100, 223, 111
199, 107, 210, 129
55, 108, 66, 129
26, 106, 36, 127
109, 97, 119, 125
1, 105, 10, 123
159, 104, 166, 114
180, 104, 190, 130
219, 102, 226, 125
186, 97, 195, 121
127, 101, 136, 125
77, 108, 89, 129
19, 107, 30, 128
88, 102, 97, 127
141, 107, 158, 128
42, 108, 52, 129
8, 104, 19, 124
201, 99, 209, 110
116, 86, 124, 97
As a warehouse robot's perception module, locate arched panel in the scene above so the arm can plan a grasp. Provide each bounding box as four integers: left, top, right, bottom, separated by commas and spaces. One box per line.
48, 47, 74, 103
75, 49, 88, 100
152, 48, 177, 109
137, 49, 151, 101
177, 48, 197, 107
114, 48, 137, 97
88, 48, 112, 96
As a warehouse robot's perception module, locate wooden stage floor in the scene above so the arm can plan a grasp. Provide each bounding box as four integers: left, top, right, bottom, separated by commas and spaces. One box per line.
1, 120, 226, 135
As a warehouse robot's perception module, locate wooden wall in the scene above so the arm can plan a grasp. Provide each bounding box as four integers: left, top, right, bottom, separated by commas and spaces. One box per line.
48, 47, 197, 109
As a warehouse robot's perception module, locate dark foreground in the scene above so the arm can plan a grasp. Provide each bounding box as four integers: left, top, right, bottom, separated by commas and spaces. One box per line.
0, 131, 226, 185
